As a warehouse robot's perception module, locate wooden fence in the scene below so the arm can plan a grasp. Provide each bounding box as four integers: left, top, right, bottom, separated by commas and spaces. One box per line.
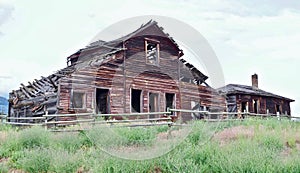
0, 111, 173, 131
0, 109, 297, 131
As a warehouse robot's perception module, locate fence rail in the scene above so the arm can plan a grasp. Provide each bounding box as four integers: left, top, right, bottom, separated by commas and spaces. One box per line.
0, 109, 298, 130
0, 111, 174, 129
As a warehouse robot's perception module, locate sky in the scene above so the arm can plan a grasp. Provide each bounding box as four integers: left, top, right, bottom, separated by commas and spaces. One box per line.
0, 0, 299, 116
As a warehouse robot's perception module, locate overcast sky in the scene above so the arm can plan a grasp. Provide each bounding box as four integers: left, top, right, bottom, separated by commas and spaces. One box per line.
0, 0, 299, 115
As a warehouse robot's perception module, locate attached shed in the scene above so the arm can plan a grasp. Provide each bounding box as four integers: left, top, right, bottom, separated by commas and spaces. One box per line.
218, 74, 294, 116
8, 20, 225, 123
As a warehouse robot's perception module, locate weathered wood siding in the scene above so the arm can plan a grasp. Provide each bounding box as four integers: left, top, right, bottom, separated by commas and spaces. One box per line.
57, 26, 226, 121
124, 34, 180, 118
234, 94, 291, 115
58, 52, 125, 116
180, 82, 225, 121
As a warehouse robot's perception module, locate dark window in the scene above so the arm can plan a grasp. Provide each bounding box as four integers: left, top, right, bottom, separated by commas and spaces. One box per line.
165, 93, 175, 111
145, 40, 159, 65
96, 88, 110, 115
131, 89, 142, 113
72, 92, 85, 108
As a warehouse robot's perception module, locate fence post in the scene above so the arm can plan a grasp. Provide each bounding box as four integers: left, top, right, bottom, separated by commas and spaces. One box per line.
44, 111, 48, 130
277, 112, 280, 121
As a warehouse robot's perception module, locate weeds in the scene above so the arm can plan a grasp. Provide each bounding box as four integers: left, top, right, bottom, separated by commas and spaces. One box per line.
0, 119, 299, 172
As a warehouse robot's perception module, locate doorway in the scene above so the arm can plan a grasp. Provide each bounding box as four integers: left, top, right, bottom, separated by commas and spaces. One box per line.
253, 99, 258, 114
241, 101, 248, 112
131, 89, 142, 113
165, 93, 175, 112
96, 88, 110, 115
276, 104, 281, 114
149, 92, 159, 118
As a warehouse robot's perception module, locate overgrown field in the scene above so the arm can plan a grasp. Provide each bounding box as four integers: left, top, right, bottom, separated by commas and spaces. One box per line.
0, 118, 300, 172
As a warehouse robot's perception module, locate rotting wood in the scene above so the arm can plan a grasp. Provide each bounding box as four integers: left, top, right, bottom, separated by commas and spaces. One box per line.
8, 20, 227, 125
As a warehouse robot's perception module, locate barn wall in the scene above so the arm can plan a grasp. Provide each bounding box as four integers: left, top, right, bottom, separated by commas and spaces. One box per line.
58, 52, 125, 115
57, 33, 226, 121
124, 34, 180, 118
180, 82, 225, 121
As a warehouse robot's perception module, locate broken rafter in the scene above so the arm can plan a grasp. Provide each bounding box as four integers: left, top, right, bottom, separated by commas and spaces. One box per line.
21, 83, 36, 97
28, 82, 39, 93
12, 90, 18, 98
12, 100, 34, 108
34, 79, 45, 88
41, 76, 57, 89
19, 86, 31, 99
32, 81, 43, 91
41, 76, 52, 85
46, 76, 58, 90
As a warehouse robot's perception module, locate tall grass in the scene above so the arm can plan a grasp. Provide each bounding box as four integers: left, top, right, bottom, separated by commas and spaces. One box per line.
0, 126, 50, 158
0, 118, 299, 172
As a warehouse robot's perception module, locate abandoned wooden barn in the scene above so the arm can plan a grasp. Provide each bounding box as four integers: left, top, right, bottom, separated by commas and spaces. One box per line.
218, 74, 294, 116
8, 20, 225, 123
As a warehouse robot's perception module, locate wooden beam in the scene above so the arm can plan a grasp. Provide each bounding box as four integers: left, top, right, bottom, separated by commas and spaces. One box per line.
34, 79, 45, 88
41, 76, 51, 86
12, 90, 18, 98
21, 83, 36, 97
28, 82, 39, 93
46, 76, 58, 89
19, 87, 31, 98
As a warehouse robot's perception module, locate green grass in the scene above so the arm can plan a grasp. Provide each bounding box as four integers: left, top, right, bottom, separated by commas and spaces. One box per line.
0, 118, 299, 172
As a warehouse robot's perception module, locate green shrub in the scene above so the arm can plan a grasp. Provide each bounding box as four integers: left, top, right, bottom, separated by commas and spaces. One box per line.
0, 132, 21, 158
0, 126, 49, 158
287, 138, 297, 149
260, 135, 284, 151
78, 130, 94, 148
51, 133, 82, 153
12, 148, 51, 173
18, 126, 50, 149
0, 124, 13, 131
155, 125, 169, 133
116, 127, 156, 146
48, 149, 83, 173
0, 162, 9, 173
10, 148, 83, 173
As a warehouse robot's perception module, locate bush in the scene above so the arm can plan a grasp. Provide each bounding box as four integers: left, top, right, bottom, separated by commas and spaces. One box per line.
0, 132, 21, 158
48, 149, 83, 173
155, 125, 169, 133
115, 127, 156, 146
0, 126, 49, 158
10, 148, 83, 173
18, 126, 50, 149
260, 134, 284, 151
11, 148, 51, 173
51, 133, 83, 153
0, 162, 9, 173
0, 124, 12, 131
78, 130, 94, 148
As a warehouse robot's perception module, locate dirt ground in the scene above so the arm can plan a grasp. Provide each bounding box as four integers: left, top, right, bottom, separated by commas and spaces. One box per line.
212, 125, 255, 146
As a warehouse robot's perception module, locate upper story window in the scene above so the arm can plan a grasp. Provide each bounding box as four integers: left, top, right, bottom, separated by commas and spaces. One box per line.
145, 39, 159, 65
